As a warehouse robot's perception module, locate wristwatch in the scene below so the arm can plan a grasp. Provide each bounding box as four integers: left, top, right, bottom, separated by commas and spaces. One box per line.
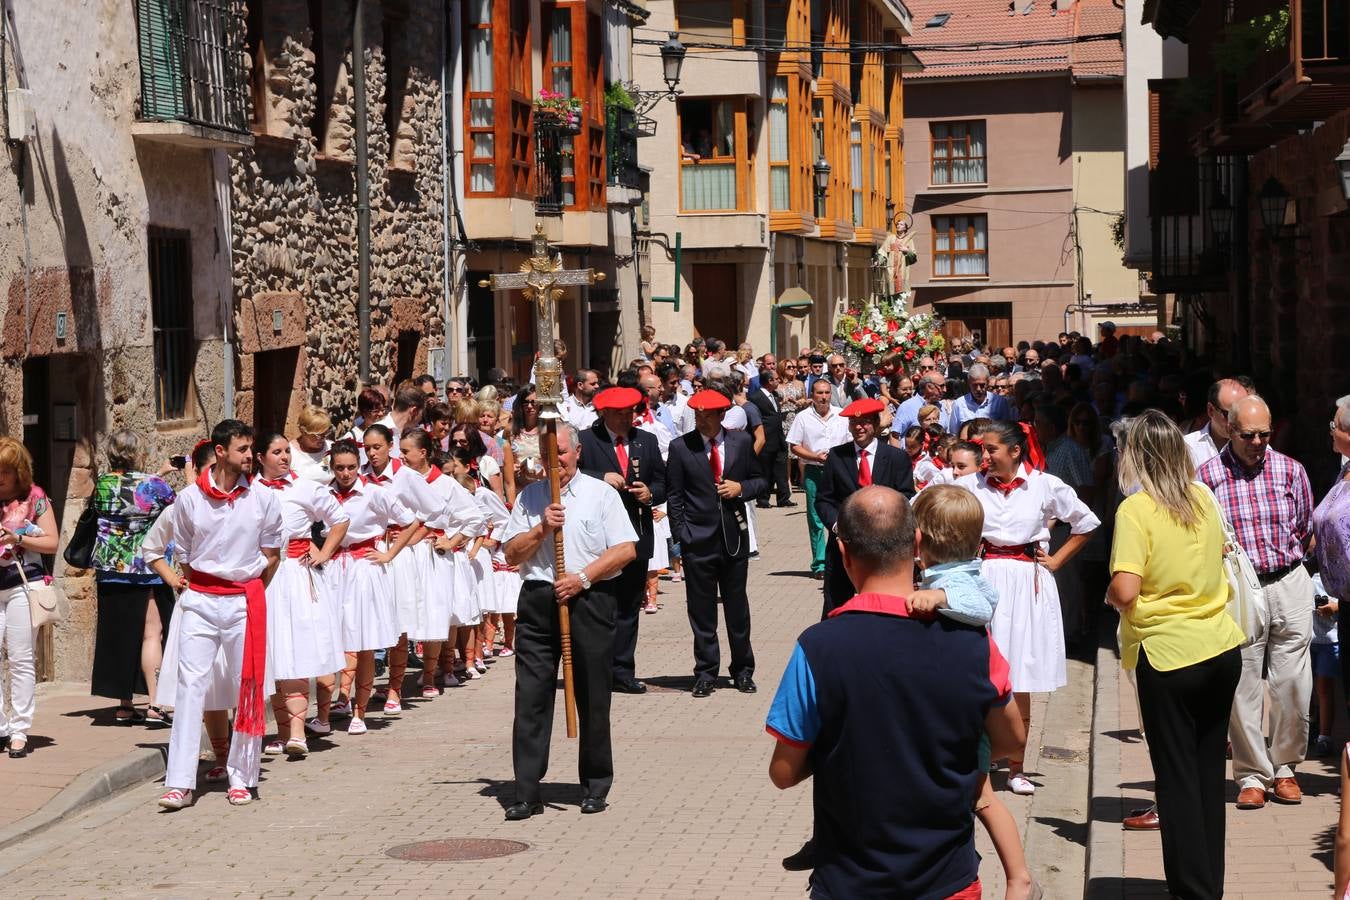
577, 570, 592, 591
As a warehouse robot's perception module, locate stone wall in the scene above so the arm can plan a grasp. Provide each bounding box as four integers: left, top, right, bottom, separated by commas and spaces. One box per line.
230, 0, 447, 432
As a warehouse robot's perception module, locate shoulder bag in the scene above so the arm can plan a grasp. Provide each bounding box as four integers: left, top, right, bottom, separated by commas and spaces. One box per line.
62, 494, 100, 570
15, 557, 68, 628
1195, 481, 1265, 646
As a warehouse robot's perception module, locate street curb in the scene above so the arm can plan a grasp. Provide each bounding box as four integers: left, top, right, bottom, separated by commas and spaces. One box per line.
0, 745, 166, 853
1083, 641, 1125, 899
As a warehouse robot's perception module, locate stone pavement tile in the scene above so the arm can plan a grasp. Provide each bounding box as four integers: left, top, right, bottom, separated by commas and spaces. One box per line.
0, 500, 1089, 898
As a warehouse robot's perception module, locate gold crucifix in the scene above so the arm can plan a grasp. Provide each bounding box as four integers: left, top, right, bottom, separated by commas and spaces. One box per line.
478, 223, 605, 419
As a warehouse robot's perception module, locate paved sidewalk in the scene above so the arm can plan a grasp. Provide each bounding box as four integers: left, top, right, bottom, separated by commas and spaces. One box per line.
0, 501, 1090, 897
1087, 642, 1340, 898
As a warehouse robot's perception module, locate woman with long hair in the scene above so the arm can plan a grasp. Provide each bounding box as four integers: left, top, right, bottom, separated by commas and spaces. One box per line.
958, 420, 1100, 795
1106, 410, 1243, 899
0, 438, 60, 758
89, 429, 177, 727
253, 433, 350, 757
451, 421, 505, 501
510, 386, 544, 489
328, 441, 420, 734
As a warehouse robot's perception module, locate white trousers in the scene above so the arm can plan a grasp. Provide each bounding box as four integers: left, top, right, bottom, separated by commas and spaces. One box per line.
1229, 565, 1314, 790
0, 585, 35, 740
164, 589, 262, 791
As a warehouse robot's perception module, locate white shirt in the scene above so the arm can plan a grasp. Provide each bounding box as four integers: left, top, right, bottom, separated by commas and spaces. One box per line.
259, 473, 348, 541
362, 458, 440, 521
417, 468, 486, 535
723, 405, 748, 431
563, 397, 598, 431
637, 414, 674, 461
700, 429, 730, 468
289, 440, 333, 485
375, 413, 403, 458
500, 472, 638, 582
786, 405, 848, 464
1184, 425, 1223, 470
331, 481, 415, 544
159, 471, 284, 581
954, 470, 1100, 548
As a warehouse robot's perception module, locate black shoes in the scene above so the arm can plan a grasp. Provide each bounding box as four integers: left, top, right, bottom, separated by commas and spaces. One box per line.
782, 838, 817, 871
691, 679, 716, 698
612, 678, 647, 695
505, 801, 544, 821
580, 797, 608, 814
756, 501, 772, 509
734, 673, 758, 694
777, 501, 799, 508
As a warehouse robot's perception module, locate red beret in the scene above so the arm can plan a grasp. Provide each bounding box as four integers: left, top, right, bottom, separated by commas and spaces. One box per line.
841, 398, 885, 418
593, 386, 644, 410
686, 390, 732, 411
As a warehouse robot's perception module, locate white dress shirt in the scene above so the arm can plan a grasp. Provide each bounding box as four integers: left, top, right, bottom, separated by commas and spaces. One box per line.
289, 441, 333, 485
418, 468, 486, 535
160, 471, 284, 581
375, 414, 403, 458
854, 438, 879, 480
759, 387, 780, 413
331, 481, 415, 544
500, 472, 638, 582
362, 458, 440, 522
1184, 424, 1223, 470
261, 474, 348, 541
637, 413, 674, 461
786, 406, 848, 465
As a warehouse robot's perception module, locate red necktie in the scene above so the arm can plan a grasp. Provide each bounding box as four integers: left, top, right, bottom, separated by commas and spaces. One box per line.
708, 439, 722, 482
614, 436, 629, 478
858, 449, 872, 487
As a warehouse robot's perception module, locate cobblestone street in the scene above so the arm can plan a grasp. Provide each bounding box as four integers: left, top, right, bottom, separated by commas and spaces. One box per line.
0, 503, 1086, 899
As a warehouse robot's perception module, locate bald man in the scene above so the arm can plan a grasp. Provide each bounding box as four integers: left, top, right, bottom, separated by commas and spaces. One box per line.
1185, 378, 1253, 469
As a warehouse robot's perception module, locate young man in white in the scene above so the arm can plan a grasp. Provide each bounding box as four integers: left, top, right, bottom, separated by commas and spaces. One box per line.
150, 420, 284, 810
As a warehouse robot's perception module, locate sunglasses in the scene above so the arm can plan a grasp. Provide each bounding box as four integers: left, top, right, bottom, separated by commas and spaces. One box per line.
1236, 430, 1272, 442
447, 386, 467, 394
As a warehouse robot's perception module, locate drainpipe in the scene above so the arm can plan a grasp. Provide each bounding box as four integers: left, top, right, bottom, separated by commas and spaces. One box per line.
768, 232, 778, 358
439, 0, 453, 376
449, 0, 469, 373
353, 0, 371, 382
212, 150, 236, 417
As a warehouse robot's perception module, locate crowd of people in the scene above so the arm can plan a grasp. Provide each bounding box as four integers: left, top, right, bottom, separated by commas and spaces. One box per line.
0, 320, 1346, 898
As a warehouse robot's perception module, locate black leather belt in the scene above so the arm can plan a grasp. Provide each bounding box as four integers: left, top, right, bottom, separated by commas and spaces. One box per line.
1257, 561, 1304, 586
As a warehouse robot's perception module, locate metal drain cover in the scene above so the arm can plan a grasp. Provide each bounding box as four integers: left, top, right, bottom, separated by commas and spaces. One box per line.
1041, 745, 1087, 763
385, 838, 529, 861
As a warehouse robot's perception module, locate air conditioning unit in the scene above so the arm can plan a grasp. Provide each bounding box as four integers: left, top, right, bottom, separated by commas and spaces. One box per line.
7, 89, 36, 143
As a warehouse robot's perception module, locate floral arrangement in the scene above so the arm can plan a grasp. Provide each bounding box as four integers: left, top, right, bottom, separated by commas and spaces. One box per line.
833, 295, 945, 375
533, 89, 584, 129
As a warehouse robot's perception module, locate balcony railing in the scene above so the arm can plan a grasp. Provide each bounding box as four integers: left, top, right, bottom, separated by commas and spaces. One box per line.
534, 124, 567, 216
1148, 156, 1230, 294
681, 162, 737, 211
135, 0, 249, 134
1233, 0, 1350, 123
606, 107, 642, 189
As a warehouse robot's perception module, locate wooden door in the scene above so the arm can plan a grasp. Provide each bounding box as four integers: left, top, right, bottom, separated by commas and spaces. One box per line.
692, 263, 740, 341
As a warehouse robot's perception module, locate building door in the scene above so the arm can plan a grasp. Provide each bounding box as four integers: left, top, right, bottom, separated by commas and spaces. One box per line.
466, 273, 496, 383
253, 347, 300, 434
692, 263, 739, 342
394, 330, 419, 386
938, 302, 1012, 351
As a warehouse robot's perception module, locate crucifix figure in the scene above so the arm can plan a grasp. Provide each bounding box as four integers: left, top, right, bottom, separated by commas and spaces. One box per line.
477, 222, 605, 739
478, 223, 606, 419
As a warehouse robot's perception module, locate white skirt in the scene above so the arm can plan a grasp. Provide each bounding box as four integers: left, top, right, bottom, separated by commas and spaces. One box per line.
449, 550, 482, 627
156, 592, 274, 712
338, 555, 401, 652
387, 539, 425, 637
493, 566, 522, 616
983, 557, 1066, 693
471, 547, 501, 613
649, 512, 671, 572
268, 557, 346, 680
746, 503, 759, 554
408, 543, 454, 640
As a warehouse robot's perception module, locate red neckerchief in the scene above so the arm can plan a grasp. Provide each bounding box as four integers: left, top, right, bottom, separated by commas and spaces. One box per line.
907, 449, 924, 464
197, 466, 248, 505
987, 474, 1026, 496
366, 458, 402, 484
259, 474, 293, 490
931, 456, 947, 469
425, 465, 443, 484
331, 480, 365, 504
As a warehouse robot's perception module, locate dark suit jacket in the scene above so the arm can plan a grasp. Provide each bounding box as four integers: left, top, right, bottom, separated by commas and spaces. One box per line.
747, 388, 786, 454
579, 421, 666, 560
667, 429, 767, 560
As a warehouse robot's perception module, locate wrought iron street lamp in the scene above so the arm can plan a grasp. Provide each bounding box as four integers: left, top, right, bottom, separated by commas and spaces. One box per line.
1207, 191, 1233, 247
814, 156, 831, 218
628, 33, 687, 117
1258, 177, 1290, 238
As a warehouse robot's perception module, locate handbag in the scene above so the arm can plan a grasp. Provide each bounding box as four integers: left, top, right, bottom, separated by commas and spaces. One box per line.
62, 498, 99, 570
1195, 481, 1266, 646
15, 558, 68, 628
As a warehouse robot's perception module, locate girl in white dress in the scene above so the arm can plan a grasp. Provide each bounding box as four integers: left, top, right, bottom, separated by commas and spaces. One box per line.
955, 419, 1100, 796
253, 434, 350, 757
327, 442, 421, 735
400, 431, 484, 695
361, 425, 442, 715
443, 449, 489, 680
457, 447, 512, 661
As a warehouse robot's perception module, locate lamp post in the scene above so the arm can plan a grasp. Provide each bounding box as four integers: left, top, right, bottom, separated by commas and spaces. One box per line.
1207, 191, 1233, 248
629, 33, 687, 117
1258, 177, 1290, 239
814, 156, 831, 219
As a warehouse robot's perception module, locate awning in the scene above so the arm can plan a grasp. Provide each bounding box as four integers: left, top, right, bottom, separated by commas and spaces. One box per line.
774, 287, 813, 316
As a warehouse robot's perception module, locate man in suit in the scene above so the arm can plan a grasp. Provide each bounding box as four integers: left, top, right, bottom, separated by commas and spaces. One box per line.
667, 389, 767, 698
748, 365, 793, 509
815, 398, 915, 618
579, 386, 667, 695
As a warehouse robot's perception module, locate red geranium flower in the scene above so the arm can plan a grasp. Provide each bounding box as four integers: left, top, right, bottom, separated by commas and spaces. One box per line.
851, 331, 862, 342
904, 349, 915, 360
917, 337, 927, 347
887, 320, 899, 332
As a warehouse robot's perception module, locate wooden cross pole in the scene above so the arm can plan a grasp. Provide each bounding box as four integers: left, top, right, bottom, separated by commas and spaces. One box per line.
479, 223, 605, 740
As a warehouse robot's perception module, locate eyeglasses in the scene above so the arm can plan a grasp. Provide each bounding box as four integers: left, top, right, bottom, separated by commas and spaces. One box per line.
1235, 430, 1272, 442
919, 364, 936, 371
447, 386, 467, 395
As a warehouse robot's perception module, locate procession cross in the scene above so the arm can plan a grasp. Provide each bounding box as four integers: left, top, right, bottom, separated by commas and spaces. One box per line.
476, 222, 605, 740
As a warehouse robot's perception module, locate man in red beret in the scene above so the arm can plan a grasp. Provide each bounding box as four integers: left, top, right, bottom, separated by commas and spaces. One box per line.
666, 387, 767, 697
815, 397, 915, 618
579, 386, 666, 695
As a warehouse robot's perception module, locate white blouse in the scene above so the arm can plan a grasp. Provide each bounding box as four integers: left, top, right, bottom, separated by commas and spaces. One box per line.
954, 469, 1100, 548
289, 441, 333, 485
332, 482, 416, 544
159, 473, 284, 581
363, 458, 442, 522
416, 468, 486, 535
260, 475, 348, 541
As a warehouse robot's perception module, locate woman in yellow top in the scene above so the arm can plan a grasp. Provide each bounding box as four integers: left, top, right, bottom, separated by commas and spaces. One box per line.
1107, 410, 1244, 900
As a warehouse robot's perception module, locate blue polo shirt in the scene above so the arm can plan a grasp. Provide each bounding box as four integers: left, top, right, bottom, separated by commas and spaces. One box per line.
767, 593, 1012, 900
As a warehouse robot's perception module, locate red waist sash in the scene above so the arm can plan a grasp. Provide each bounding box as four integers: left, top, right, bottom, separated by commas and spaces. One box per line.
340, 537, 381, 559
980, 541, 1037, 563
492, 561, 516, 573
286, 538, 312, 559
186, 572, 267, 737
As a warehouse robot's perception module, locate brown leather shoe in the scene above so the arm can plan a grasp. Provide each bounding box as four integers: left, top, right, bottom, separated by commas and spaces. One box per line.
1235, 787, 1267, 809
1271, 777, 1302, 804
1122, 805, 1160, 831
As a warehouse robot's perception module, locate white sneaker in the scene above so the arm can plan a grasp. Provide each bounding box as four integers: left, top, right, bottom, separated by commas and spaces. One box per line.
263, 740, 286, 756
347, 717, 368, 735
157, 788, 194, 811
383, 700, 402, 716
1008, 773, 1036, 796
474, 660, 487, 674
304, 717, 332, 736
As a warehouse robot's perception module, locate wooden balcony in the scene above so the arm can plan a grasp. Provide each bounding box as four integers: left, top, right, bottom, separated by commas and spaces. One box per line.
1236, 0, 1350, 125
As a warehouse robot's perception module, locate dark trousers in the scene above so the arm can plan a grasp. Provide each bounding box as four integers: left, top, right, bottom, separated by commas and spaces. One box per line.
820, 539, 854, 621
512, 579, 617, 803
610, 558, 648, 682
758, 447, 790, 505
1135, 645, 1242, 900
683, 542, 755, 681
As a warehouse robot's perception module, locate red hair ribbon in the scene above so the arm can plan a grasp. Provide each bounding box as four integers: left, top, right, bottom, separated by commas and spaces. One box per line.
1019, 422, 1046, 473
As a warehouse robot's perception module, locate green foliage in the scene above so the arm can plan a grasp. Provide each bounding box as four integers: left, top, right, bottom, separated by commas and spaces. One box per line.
1110, 212, 1126, 252
1214, 10, 1291, 76
605, 82, 636, 111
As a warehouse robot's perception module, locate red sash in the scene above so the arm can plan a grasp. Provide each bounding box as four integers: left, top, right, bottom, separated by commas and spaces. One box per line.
186, 572, 267, 737
491, 561, 517, 573
980, 540, 1036, 563
340, 537, 380, 559
286, 538, 312, 559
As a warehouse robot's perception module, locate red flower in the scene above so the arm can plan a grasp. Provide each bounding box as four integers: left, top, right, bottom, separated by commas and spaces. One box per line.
917, 338, 928, 347
887, 320, 899, 332
908, 331, 918, 341
904, 349, 915, 360
864, 343, 875, 353
851, 331, 863, 342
